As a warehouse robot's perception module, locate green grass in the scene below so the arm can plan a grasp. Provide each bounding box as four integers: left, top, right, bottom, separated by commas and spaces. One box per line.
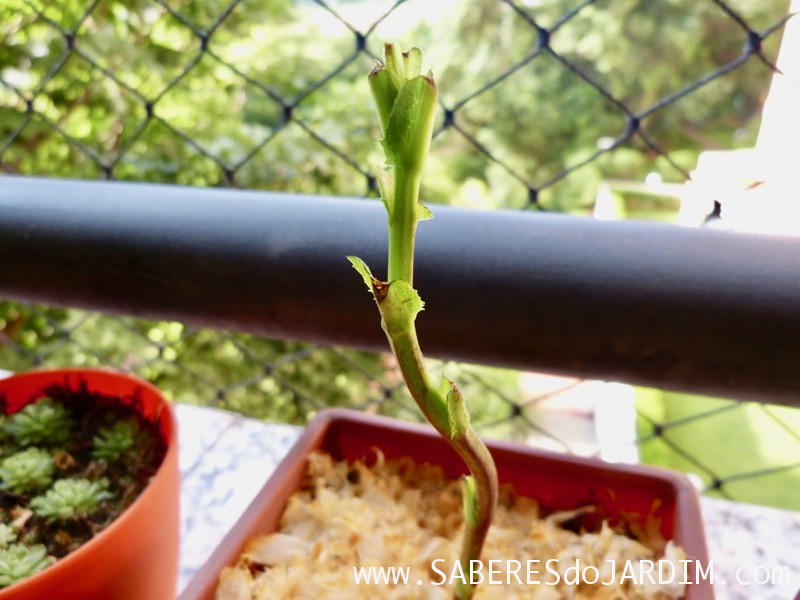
636, 388, 800, 511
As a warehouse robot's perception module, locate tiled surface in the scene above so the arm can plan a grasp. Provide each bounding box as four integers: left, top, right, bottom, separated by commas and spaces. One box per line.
176, 405, 800, 599
701, 497, 800, 600
176, 404, 301, 592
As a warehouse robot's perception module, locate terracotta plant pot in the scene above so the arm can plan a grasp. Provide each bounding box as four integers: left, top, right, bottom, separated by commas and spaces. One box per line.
181, 408, 712, 599
0, 368, 180, 600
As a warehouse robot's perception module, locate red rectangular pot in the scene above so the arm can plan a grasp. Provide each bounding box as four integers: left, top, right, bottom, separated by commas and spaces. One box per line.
181, 408, 712, 599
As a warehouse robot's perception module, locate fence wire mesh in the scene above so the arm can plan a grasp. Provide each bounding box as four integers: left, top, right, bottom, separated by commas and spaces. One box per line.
1, 0, 799, 510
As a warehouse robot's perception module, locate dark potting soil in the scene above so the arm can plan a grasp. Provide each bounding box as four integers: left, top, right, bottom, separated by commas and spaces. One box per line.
0, 381, 167, 559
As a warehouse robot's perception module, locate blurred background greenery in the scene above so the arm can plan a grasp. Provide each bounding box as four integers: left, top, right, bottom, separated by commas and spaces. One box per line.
1, 0, 798, 509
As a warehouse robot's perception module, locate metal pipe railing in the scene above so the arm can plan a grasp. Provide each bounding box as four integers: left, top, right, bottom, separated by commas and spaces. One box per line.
2, 176, 800, 406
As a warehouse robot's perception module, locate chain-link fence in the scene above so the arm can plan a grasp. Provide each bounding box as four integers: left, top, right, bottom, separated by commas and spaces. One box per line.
2, 0, 799, 511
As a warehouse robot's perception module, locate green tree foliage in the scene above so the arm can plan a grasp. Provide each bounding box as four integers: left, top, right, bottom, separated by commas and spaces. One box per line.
425, 0, 786, 211
2, 1, 786, 202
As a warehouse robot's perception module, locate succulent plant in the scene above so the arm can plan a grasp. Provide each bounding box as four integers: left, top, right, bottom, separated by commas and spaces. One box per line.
0, 525, 16, 549
31, 477, 112, 521
92, 419, 143, 462
0, 543, 54, 588
3, 398, 73, 446
0, 448, 55, 494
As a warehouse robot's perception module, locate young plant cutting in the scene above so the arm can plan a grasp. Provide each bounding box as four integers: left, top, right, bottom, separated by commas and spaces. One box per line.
202, 44, 709, 600
348, 43, 498, 600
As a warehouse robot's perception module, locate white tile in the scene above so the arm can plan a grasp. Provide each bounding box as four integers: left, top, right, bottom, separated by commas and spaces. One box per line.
176, 406, 300, 592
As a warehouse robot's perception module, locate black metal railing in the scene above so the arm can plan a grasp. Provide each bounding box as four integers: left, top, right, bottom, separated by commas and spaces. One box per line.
4, 176, 800, 406
3, 175, 800, 508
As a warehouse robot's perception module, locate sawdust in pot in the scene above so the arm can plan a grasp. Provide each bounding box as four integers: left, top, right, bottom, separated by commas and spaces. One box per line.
217, 451, 687, 600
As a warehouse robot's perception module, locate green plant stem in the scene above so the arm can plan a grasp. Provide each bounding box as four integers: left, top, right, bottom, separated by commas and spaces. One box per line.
386, 301, 498, 600
387, 167, 421, 284
357, 43, 499, 600
385, 176, 498, 600
385, 327, 447, 433
453, 431, 497, 600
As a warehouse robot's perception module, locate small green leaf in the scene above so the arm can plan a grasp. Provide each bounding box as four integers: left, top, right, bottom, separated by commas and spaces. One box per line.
368, 68, 399, 134
462, 476, 478, 529
402, 47, 423, 78
417, 201, 433, 221
0, 525, 16, 550
379, 279, 424, 336
383, 42, 405, 87
376, 167, 395, 218
437, 375, 451, 399
381, 75, 437, 171
347, 256, 377, 295
444, 377, 471, 439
